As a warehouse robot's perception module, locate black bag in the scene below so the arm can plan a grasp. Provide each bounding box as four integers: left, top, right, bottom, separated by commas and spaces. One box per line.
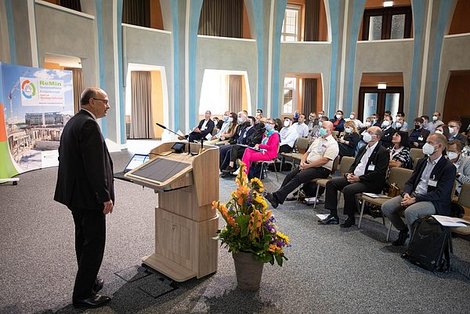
248, 162, 265, 180
403, 216, 451, 272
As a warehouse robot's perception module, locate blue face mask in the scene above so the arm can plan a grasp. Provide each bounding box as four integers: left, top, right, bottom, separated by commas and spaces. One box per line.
265, 123, 273, 131
319, 127, 327, 137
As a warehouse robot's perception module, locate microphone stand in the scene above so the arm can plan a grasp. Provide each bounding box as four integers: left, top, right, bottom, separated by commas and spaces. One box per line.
155, 122, 182, 138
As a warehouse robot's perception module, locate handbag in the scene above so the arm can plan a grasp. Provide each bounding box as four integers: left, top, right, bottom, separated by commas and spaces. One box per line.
387, 182, 400, 198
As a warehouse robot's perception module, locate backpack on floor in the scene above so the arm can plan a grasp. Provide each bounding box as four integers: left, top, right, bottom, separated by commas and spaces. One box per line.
403, 215, 451, 272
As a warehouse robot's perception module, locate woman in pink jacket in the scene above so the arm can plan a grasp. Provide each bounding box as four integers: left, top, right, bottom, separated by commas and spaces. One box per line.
242, 118, 280, 175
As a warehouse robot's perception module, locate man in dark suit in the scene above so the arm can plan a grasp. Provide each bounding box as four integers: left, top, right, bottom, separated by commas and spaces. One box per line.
187, 110, 215, 142
54, 87, 114, 308
320, 126, 389, 228
382, 134, 456, 246
409, 117, 430, 149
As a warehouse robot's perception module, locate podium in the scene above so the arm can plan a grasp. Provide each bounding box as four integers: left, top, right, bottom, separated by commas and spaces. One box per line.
125, 141, 219, 281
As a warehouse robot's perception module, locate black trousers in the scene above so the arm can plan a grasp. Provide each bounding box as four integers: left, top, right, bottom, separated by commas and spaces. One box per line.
188, 132, 204, 143
71, 208, 106, 299
219, 144, 232, 170
273, 166, 330, 203
324, 177, 379, 219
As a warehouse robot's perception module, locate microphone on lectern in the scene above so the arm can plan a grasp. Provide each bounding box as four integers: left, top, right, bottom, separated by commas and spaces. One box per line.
155, 123, 182, 137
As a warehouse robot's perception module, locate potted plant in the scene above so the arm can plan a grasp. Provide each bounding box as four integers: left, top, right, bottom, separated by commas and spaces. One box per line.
212, 162, 290, 290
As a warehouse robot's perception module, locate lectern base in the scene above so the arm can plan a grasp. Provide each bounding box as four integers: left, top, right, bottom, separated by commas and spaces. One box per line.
142, 254, 196, 282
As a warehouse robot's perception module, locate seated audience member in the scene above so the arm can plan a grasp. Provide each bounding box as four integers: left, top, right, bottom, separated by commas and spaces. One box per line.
429, 111, 444, 133
320, 126, 389, 227
380, 115, 394, 149
447, 120, 468, 146
307, 112, 318, 133
209, 112, 237, 144
183, 110, 215, 142
255, 108, 263, 123
338, 120, 360, 158
409, 117, 430, 148
447, 140, 470, 195
389, 131, 413, 170
309, 116, 329, 141
220, 116, 261, 174
346, 111, 363, 129
331, 110, 345, 133
216, 111, 230, 133
279, 118, 299, 153
241, 118, 280, 175
292, 114, 309, 137
371, 113, 381, 127
435, 124, 450, 139
392, 112, 408, 131
213, 117, 221, 132
359, 116, 373, 133
421, 115, 431, 131
265, 121, 339, 208
382, 134, 456, 246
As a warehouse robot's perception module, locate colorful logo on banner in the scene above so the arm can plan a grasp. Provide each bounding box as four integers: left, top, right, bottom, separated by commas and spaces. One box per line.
21, 79, 37, 99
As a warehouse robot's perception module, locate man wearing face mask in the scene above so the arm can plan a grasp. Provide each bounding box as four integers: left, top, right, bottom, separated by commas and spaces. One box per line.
379, 116, 394, 149
429, 111, 444, 133
320, 126, 389, 227
330, 110, 345, 132
265, 121, 339, 208
392, 113, 408, 132
409, 117, 430, 148
382, 134, 456, 246
346, 111, 363, 128
279, 117, 298, 153
447, 140, 470, 195
448, 120, 468, 146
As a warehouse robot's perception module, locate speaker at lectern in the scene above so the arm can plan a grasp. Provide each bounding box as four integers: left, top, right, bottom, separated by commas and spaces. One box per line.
124, 141, 219, 281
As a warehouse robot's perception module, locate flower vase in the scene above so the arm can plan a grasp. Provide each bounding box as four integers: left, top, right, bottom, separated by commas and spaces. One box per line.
232, 252, 264, 290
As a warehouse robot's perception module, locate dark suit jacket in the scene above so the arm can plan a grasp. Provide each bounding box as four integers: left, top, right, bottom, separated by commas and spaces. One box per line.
349, 142, 389, 190
409, 128, 430, 148
380, 126, 395, 149
196, 119, 215, 138
403, 156, 456, 215
54, 110, 114, 211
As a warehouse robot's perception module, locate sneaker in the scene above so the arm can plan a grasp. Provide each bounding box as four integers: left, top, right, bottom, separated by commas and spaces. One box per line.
319, 214, 339, 225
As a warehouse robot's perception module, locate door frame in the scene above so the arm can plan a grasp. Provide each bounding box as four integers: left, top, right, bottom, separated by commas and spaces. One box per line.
358, 86, 404, 121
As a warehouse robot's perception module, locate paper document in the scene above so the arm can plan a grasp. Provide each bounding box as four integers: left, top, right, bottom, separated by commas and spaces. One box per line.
432, 215, 470, 227
316, 214, 330, 221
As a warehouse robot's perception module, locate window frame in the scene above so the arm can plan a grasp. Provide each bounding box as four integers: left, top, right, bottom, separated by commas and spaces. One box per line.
281, 4, 302, 42
362, 6, 412, 40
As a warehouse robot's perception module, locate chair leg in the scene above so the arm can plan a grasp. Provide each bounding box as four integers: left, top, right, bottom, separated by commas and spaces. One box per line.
260, 162, 265, 179
358, 200, 366, 229
386, 222, 392, 242
272, 160, 279, 181
313, 184, 320, 209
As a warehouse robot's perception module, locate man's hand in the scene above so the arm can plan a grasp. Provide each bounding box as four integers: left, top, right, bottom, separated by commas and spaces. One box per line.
193, 127, 201, 133
299, 160, 309, 170
346, 173, 360, 183
103, 200, 113, 215
400, 194, 416, 207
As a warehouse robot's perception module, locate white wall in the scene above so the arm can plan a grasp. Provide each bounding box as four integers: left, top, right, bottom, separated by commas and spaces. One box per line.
197, 36, 257, 113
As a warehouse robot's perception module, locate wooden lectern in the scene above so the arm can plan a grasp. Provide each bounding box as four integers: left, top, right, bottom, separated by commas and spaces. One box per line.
125, 141, 219, 282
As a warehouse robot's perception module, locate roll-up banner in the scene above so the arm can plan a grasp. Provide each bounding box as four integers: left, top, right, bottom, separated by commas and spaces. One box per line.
0, 63, 74, 179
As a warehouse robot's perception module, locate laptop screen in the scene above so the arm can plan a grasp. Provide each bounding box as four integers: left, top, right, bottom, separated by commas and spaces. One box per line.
124, 154, 149, 172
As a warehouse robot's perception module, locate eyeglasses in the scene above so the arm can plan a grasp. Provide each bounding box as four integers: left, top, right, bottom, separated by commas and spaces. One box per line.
92, 98, 109, 104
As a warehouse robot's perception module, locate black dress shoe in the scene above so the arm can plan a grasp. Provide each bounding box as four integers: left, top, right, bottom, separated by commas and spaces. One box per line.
319, 215, 339, 225
392, 229, 409, 246
265, 193, 279, 209
93, 278, 104, 293
340, 218, 355, 228
222, 165, 235, 173
73, 294, 111, 308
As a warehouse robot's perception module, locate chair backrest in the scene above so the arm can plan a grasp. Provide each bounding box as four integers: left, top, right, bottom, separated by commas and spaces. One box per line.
410, 148, 424, 168
295, 137, 310, 154
458, 183, 470, 208
331, 155, 340, 173
339, 156, 355, 175
388, 167, 413, 191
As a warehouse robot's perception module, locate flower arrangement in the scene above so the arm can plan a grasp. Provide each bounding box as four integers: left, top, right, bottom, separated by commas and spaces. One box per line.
212, 162, 289, 266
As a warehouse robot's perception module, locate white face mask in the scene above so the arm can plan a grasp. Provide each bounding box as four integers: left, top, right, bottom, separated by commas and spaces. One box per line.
435, 130, 443, 135
319, 121, 323, 127
284, 120, 290, 127
432, 115, 438, 121
422, 143, 435, 155
362, 132, 372, 143
448, 151, 459, 160
365, 121, 372, 127
382, 120, 390, 127
448, 127, 456, 135
228, 117, 233, 123
336, 114, 342, 119
396, 122, 402, 128
345, 127, 352, 134
223, 115, 229, 122
350, 115, 355, 120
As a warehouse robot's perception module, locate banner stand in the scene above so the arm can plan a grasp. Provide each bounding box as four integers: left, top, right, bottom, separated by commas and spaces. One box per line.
0, 178, 19, 185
